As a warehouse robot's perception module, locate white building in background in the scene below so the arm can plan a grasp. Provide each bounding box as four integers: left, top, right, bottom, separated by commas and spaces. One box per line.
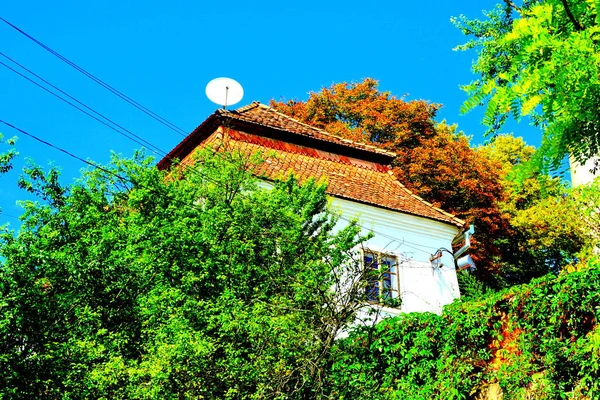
158, 102, 469, 316
570, 156, 599, 187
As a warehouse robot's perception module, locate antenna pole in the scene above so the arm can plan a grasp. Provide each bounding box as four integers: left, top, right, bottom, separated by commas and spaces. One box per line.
224, 86, 229, 109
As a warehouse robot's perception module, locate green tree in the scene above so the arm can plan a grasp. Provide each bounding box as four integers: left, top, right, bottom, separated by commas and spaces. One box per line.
478, 134, 589, 282
0, 134, 17, 175
0, 133, 18, 215
0, 147, 373, 399
453, 0, 600, 170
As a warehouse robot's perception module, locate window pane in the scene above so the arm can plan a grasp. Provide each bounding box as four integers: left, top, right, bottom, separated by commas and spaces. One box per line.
363, 251, 398, 303
382, 256, 396, 271
364, 252, 378, 270
382, 271, 392, 299
366, 279, 379, 301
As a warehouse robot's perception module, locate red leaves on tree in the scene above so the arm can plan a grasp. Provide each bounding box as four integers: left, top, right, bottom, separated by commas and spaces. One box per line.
271, 78, 439, 148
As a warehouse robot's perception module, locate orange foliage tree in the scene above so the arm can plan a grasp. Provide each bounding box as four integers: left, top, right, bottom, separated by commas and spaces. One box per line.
271, 79, 513, 285
271, 78, 439, 149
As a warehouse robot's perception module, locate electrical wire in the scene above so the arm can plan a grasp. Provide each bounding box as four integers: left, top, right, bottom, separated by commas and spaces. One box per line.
0, 119, 213, 221
0, 53, 224, 186
0, 212, 20, 220
0, 119, 132, 182
0, 16, 187, 137
0, 50, 169, 155
0, 59, 165, 156
337, 214, 441, 256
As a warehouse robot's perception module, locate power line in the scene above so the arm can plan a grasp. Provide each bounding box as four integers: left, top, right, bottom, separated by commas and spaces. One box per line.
0, 119, 219, 222
0, 58, 165, 156
1, 212, 20, 220
0, 50, 169, 156
338, 214, 439, 256
0, 119, 132, 182
0, 16, 187, 138
0, 53, 223, 186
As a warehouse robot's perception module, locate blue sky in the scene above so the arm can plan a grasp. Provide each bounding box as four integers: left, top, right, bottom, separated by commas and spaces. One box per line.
0, 1, 541, 226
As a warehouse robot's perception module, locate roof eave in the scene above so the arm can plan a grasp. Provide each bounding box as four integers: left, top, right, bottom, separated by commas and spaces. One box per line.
156, 113, 221, 170
329, 193, 466, 228
255, 175, 465, 229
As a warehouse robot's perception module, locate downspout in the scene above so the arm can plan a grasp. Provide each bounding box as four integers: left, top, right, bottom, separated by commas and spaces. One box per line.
452, 224, 476, 271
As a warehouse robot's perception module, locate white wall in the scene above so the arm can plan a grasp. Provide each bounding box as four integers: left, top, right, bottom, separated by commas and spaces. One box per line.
570, 155, 599, 187
257, 181, 462, 317
331, 198, 461, 317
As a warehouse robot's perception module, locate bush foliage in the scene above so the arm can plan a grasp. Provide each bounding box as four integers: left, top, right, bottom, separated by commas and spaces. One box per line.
2, 145, 598, 398
327, 263, 600, 399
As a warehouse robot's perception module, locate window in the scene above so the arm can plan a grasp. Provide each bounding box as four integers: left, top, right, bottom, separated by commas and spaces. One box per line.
363, 250, 399, 303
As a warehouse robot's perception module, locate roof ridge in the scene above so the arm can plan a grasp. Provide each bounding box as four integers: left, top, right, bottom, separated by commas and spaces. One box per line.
386, 169, 466, 227
256, 103, 332, 135
219, 101, 260, 115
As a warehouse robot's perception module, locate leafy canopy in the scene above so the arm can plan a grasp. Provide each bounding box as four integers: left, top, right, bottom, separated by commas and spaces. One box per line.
453, 0, 600, 170
0, 146, 373, 399
271, 77, 439, 148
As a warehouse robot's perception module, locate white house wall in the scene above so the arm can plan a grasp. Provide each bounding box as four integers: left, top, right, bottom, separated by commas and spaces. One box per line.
331, 197, 461, 316
256, 181, 462, 316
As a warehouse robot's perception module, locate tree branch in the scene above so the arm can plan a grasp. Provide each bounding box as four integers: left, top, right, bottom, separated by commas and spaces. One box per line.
503, 0, 521, 13
560, 0, 584, 31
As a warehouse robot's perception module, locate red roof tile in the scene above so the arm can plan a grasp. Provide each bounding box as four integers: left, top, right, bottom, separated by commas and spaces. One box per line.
217, 102, 397, 158
159, 103, 465, 228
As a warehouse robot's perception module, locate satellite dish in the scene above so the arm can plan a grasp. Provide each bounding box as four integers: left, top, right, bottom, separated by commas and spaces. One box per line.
205, 77, 244, 108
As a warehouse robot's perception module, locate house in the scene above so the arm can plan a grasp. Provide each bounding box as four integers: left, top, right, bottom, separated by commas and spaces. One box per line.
158, 102, 467, 315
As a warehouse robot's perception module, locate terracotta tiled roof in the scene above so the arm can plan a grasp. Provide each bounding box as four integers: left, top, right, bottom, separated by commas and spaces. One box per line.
159, 102, 465, 228
217, 102, 397, 158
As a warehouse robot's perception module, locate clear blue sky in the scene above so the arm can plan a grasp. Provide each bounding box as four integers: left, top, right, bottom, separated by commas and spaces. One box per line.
0, 1, 541, 226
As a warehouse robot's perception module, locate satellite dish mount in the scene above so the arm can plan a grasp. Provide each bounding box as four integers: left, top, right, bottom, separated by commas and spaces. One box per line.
205, 77, 244, 109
